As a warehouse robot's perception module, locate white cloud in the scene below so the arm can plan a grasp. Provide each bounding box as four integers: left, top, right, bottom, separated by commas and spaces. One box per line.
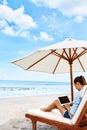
32, 31, 55, 42
0, 20, 7, 28
2, 26, 17, 36
74, 16, 84, 23
0, 4, 37, 37
2, 26, 30, 38
30, 0, 87, 21
29, 0, 59, 8
40, 32, 54, 42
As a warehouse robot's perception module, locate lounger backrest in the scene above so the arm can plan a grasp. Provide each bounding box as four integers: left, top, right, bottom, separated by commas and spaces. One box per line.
71, 85, 87, 125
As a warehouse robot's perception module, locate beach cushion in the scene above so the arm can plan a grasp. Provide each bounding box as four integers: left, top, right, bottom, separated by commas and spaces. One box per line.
28, 108, 72, 125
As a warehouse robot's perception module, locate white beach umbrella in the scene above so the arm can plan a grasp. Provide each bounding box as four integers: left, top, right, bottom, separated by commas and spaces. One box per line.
12, 38, 87, 101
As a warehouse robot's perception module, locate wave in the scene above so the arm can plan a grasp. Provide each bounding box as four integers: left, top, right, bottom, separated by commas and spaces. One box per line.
0, 80, 70, 98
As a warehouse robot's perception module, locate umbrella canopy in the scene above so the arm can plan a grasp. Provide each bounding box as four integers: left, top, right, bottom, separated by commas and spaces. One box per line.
12, 38, 87, 101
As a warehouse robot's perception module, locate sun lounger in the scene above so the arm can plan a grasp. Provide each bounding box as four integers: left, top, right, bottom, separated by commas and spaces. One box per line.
25, 87, 87, 130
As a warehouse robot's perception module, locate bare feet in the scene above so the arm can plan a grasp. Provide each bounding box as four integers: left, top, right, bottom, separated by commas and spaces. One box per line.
40, 108, 51, 112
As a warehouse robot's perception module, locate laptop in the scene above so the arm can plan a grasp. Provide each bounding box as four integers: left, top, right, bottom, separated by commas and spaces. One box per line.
58, 96, 70, 106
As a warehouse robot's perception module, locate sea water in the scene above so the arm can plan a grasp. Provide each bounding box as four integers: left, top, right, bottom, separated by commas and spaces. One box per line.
0, 80, 70, 98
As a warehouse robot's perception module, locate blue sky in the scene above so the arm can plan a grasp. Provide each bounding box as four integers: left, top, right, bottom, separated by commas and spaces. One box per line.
0, 0, 87, 81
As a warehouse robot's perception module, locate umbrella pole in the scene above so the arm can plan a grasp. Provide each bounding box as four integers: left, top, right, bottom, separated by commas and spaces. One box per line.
70, 63, 74, 101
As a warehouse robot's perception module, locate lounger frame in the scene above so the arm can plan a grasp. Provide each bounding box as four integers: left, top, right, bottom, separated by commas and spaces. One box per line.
25, 101, 87, 130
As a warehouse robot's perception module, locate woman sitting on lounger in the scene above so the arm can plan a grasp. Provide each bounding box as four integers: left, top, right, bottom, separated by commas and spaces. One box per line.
41, 76, 87, 119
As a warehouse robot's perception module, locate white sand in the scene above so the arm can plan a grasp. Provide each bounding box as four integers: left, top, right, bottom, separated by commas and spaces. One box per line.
0, 94, 64, 130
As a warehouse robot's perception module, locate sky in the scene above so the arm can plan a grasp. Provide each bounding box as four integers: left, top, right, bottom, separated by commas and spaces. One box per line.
0, 0, 87, 81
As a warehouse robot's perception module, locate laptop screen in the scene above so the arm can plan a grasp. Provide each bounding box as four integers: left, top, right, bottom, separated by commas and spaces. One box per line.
58, 96, 70, 104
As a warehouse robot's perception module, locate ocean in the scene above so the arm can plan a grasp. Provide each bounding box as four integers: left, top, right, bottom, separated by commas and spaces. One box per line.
0, 80, 70, 98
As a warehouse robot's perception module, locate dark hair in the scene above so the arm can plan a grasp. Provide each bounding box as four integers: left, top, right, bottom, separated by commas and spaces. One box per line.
74, 76, 87, 85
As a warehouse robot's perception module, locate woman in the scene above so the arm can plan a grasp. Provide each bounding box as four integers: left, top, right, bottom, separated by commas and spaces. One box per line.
41, 76, 87, 119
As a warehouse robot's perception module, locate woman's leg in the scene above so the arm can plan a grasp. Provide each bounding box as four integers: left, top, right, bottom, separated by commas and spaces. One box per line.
41, 99, 66, 115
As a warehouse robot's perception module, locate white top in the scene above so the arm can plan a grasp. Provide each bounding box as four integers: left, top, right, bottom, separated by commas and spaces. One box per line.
70, 88, 83, 115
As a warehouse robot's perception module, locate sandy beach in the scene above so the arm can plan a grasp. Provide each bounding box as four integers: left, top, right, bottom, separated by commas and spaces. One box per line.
0, 94, 62, 130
